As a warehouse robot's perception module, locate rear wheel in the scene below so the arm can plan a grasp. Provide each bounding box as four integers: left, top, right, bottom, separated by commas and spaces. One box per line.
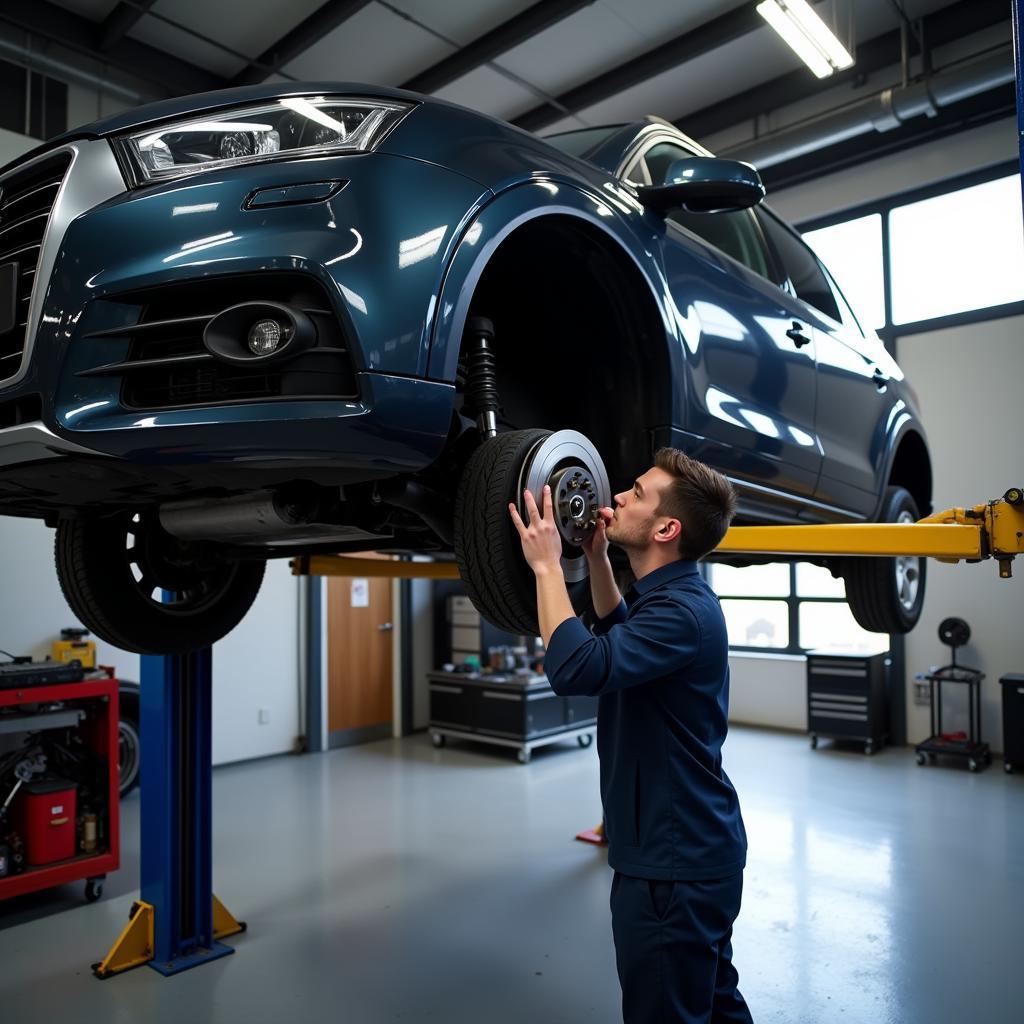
842, 486, 926, 634
55, 512, 265, 655
454, 429, 610, 636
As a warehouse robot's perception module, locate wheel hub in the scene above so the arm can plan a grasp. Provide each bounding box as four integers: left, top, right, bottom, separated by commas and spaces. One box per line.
518, 430, 611, 584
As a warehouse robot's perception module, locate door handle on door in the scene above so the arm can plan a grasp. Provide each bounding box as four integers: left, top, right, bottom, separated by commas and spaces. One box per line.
377, 622, 394, 632
786, 321, 811, 348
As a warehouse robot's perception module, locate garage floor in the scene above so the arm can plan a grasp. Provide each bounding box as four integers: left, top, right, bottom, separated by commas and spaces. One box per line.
1, 726, 1021, 1024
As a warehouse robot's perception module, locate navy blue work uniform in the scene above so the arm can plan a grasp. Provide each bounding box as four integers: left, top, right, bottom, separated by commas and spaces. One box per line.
544, 560, 752, 1024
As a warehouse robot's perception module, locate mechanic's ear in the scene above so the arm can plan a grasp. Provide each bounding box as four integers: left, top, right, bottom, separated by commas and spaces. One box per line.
656, 519, 681, 542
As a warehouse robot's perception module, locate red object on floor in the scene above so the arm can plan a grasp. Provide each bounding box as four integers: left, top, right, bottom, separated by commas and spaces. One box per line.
575, 827, 608, 846
16, 780, 77, 866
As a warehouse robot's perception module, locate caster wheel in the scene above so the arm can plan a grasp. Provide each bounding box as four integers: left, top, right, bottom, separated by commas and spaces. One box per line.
864, 741, 875, 756
968, 758, 979, 772
810, 734, 818, 750
84, 878, 104, 903
928, 753, 936, 763
916, 752, 927, 765
577, 733, 593, 748
431, 733, 446, 749
517, 748, 531, 764
1005, 762, 1014, 774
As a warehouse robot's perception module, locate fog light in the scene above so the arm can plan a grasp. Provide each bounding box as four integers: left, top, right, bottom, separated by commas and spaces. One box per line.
248, 318, 282, 355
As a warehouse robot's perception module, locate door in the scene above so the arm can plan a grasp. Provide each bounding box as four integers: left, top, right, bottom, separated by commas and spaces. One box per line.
636, 140, 821, 516
757, 211, 892, 519
327, 555, 394, 746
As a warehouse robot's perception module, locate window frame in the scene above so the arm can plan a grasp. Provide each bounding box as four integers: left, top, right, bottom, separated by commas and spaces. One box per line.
796, 159, 1023, 351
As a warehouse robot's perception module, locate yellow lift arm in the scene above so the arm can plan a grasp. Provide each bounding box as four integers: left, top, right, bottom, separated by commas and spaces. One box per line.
291, 488, 1023, 580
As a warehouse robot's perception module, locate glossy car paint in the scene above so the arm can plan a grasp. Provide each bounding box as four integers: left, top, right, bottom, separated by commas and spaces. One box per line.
0, 81, 928, 528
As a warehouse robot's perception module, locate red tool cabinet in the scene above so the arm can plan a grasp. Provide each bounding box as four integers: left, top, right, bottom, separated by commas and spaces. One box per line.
0, 674, 120, 901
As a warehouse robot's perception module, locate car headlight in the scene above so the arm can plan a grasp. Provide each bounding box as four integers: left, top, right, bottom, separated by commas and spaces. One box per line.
114, 96, 414, 186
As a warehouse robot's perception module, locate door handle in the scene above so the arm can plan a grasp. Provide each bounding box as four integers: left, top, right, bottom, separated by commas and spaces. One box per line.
377, 622, 394, 632
872, 367, 889, 390
785, 321, 811, 348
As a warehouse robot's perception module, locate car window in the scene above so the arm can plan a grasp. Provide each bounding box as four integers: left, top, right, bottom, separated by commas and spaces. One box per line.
642, 141, 773, 281
758, 211, 841, 322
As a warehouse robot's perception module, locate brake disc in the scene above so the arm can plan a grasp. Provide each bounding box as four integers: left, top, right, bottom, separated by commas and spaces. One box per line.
518, 430, 612, 584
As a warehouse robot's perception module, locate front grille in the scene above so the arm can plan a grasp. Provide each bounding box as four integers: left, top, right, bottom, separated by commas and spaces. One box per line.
0, 153, 71, 384
78, 273, 359, 410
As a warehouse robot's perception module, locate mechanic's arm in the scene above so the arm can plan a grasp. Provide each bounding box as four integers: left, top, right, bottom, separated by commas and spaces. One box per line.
544, 596, 700, 697
508, 486, 575, 647
581, 506, 623, 621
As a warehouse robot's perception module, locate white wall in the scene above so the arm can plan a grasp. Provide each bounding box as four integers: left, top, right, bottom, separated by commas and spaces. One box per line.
0, 516, 301, 766
897, 318, 1024, 749
728, 653, 806, 732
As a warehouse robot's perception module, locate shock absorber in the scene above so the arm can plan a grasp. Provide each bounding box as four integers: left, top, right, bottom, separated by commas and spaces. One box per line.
465, 316, 500, 440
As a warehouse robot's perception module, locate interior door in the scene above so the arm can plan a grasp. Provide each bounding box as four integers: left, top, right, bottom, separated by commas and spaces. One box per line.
327, 555, 394, 746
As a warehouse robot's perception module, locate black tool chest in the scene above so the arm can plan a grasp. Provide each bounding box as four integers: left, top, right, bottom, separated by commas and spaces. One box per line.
806, 651, 889, 754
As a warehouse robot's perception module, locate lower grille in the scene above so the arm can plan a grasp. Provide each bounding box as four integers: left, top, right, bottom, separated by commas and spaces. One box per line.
0, 153, 71, 385
79, 273, 359, 410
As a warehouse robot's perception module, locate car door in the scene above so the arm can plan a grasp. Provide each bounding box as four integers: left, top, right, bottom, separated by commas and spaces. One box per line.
630, 139, 822, 517
757, 211, 893, 519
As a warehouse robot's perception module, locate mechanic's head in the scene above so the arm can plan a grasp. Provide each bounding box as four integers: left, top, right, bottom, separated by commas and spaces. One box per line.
607, 448, 736, 560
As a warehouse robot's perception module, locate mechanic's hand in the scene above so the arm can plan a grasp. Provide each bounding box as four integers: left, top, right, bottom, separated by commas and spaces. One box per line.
581, 506, 614, 561
509, 486, 564, 575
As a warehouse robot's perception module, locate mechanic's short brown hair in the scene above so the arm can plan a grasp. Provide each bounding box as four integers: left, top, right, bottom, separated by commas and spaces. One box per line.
653, 448, 737, 560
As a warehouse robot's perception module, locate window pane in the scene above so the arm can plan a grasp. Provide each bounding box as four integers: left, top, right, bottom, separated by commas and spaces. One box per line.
709, 562, 790, 597
759, 211, 841, 321
802, 214, 885, 330
795, 562, 846, 598
889, 175, 1024, 325
798, 602, 888, 653
721, 599, 789, 648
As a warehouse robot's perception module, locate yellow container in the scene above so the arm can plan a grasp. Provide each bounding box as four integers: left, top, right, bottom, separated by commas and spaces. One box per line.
52, 637, 96, 669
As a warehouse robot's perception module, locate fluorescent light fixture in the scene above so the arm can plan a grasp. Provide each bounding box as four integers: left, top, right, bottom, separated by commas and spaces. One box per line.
757, 0, 854, 79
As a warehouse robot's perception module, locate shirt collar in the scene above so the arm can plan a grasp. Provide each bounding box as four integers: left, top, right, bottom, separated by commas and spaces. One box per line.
625, 559, 700, 604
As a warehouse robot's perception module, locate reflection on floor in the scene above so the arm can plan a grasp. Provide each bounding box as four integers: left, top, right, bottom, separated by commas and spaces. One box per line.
0, 727, 1021, 1023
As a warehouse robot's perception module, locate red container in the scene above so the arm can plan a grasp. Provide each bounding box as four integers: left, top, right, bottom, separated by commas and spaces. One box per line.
16, 780, 77, 866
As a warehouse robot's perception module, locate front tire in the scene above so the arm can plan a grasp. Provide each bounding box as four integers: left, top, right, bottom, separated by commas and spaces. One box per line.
842, 486, 926, 634
56, 513, 265, 655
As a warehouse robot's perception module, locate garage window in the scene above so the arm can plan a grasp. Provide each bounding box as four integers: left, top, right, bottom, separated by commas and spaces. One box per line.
708, 562, 888, 655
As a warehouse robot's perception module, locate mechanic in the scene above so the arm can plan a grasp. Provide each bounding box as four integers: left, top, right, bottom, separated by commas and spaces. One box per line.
509, 448, 753, 1024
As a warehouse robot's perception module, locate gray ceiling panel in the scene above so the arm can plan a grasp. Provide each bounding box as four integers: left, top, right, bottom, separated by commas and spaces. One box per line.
431, 64, 541, 119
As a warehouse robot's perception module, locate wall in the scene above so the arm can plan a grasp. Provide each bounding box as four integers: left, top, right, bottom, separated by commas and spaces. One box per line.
896, 317, 1024, 748
728, 653, 806, 732
0, 517, 302, 765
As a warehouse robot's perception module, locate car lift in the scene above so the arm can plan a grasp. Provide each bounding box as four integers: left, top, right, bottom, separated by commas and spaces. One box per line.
92, 0, 1024, 973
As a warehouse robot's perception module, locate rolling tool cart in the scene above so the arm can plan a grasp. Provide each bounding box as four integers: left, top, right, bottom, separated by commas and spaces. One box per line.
914, 618, 991, 772
0, 671, 119, 900
806, 651, 889, 755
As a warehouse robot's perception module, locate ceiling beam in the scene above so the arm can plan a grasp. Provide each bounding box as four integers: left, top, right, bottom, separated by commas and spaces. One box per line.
0, 0, 224, 96
401, 0, 596, 96
98, 0, 158, 51
678, 0, 1009, 141
511, 2, 762, 133
230, 0, 373, 87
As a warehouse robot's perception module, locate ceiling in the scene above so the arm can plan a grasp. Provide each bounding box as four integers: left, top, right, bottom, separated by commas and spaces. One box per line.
0, 0, 1013, 176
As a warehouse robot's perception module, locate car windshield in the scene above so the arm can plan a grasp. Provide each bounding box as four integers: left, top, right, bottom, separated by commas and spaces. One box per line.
542, 125, 624, 160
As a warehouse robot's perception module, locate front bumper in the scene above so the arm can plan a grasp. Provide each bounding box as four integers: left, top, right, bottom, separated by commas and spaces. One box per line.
0, 138, 489, 513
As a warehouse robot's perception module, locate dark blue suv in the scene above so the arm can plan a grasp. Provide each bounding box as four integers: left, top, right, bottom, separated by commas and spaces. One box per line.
0, 84, 930, 654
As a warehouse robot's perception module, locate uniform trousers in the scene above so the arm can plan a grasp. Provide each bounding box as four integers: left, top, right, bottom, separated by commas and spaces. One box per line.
609, 870, 753, 1024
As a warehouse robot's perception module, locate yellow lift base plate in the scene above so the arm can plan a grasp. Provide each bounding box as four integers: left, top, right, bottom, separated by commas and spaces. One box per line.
292, 489, 1023, 580
92, 894, 245, 979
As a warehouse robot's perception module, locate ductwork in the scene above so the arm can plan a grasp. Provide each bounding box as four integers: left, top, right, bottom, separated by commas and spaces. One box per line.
726, 45, 1014, 170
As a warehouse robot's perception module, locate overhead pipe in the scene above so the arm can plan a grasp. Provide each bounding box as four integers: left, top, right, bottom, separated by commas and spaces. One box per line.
726, 45, 1014, 170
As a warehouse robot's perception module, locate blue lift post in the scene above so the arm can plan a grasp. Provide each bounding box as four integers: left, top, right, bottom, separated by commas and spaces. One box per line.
138, 648, 236, 975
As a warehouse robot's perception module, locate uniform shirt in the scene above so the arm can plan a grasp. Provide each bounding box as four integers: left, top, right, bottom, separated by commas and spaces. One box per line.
544, 559, 747, 881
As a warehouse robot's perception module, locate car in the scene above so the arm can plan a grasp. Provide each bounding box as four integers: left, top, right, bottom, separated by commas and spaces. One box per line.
0, 83, 931, 654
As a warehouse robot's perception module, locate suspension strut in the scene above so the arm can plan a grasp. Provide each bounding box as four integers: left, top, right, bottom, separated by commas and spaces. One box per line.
465, 316, 500, 440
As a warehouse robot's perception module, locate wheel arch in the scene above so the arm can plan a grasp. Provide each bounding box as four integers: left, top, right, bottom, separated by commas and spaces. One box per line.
884, 428, 933, 519
430, 185, 679, 490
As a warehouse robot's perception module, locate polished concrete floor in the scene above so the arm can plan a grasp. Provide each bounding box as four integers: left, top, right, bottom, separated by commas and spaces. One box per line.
1, 726, 1021, 1023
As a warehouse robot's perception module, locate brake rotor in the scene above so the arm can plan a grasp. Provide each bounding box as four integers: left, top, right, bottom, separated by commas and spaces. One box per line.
518, 430, 612, 584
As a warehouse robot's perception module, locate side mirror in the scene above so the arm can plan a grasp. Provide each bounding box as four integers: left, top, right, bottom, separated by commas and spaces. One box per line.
637, 158, 765, 214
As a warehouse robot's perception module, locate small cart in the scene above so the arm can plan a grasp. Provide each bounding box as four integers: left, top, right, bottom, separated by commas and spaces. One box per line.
0, 674, 120, 901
